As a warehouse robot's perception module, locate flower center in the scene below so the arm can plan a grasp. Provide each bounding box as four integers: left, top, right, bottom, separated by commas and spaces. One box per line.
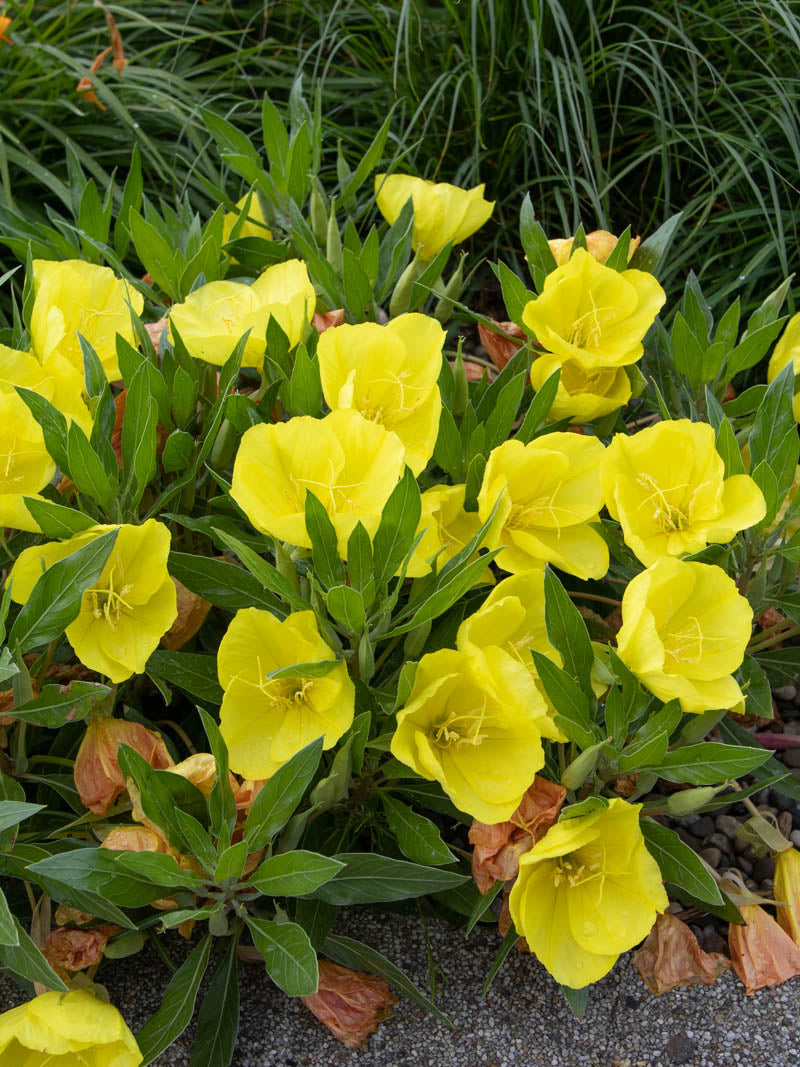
432, 701, 489, 748
663, 616, 704, 666
567, 296, 616, 350
552, 852, 603, 890
636, 473, 694, 533
266, 677, 314, 706
86, 568, 133, 631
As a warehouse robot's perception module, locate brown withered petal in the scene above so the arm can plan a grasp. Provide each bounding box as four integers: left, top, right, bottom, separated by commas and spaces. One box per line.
301, 960, 398, 1050
101, 825, 171, 854
234, 778, 268, 813
44, 925, 119, 972
161, 580, 212, 651
613, 773, 640, 797
477, 319, 526, 372
167, 753, 217, 796
313, 309, 345, 333
634, 913, 730, 994
729, 903, 800, 995
74, 716, 174, 816
145, 317, 169, 349
469, 776, 566, 894
54, 905, 95, 928
94, 0, 128, 76
0, 16, 13, 44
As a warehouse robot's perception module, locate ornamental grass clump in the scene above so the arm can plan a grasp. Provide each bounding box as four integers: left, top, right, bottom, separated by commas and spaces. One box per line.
0, 81, 799, 1066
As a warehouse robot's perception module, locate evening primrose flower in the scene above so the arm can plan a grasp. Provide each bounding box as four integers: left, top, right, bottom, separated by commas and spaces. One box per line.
478, 432, 608, 579
168, 259, 315, 367
602, 420, 766, 566
222, 192, 273, 245
509, 798, 668, 988
390, 646, 547, 823
317, 315, 444, 475
30, 259, 143, 381
767, 312, 800, 420
231, 409, 406, 555
547, 230, 641, 267
522, 249, 666, 370
218, 608, 355, 779
0, 390, 56, 532
74, 715, 173, 815
616, 557, 752, 714
529, 352, 632, 424
374, 174, 494, 260
0, 342, 92, 432
406, 484, 484, 578
0, 989, 142, 1066
9, 520, 177, 683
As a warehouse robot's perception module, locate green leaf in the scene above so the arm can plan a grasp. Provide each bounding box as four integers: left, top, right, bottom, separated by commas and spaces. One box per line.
561, 984, 590, 1019
515, 368, 560, 443
305, 490, 345, 587
16, 387, 69, 471
543, 567, 594, 695
198, 707, 237, 843
122, 364, 158, 508
347, 522, 373, 593
27, 848, 196, 907
323, 933, 453, 1028
0, 887, 18, 946
245, 737, 323, 851
641, 821, 724, 905
22, 498, 95, 540
483, 371, 527, 451
189, 935, 240, 1067
137, 935, 213, 1065
214, 841, 248, 883
266, 660, 339, 681
312, 853, 467, 904
531, 651, 597, 749
0, 919, 68, 991
65, 422, 117, 508
168, 552, 283, 613
519, 193, 556, 281
117, 744, 210, 854
629, 212, 682, 275
288, 345, 322, 416
0, 800, 44, 834
212, 527, 307, 613
326, 584, 366, 633
341, 113, 391, 201
247, 851, 344, 897
146, 652, 223, 704
381, 795, 456, 866
11, 681, 111, 728
372, 468, 423, 587
8, 528, 118, 654
646, 742, 771, 784
246, 917, 318, 997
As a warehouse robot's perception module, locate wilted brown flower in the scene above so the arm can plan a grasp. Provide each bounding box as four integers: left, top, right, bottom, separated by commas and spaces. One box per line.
634, 913, 730, 994
44, 925, 119, 974
313, 309, 345, 333
301, 960, 398, 1049
469, 776, 566, 894
0, 15, 12, 45
54, 905, 95, 928
161, 581, 212, 651
74, 716, 174, 815
101, 825, 171, 854
477, 319, 526, 372
729, 903, 800, 995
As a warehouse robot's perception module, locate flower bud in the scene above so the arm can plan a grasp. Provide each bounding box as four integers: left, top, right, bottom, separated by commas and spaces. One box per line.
309, 180, 328, 246
388, 257, 419, 319
161, 580, 212, 651
434, 253, 466, 324
560, 742, 602, 792
666, 786, 722, 816
326, 207, 343, 274
301, 960, 398, 1049
74, 717, 174, 815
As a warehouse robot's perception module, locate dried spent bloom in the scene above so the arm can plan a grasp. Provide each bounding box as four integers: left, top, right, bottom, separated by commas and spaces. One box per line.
317, 314, 444, 474
478, 432, 608, 579
602, 419, 765, 566
301, 960, 398, 1049
74, 716, 173, 815
470, 776, 567, 894
522, 249, 665, 370
634, 912, 730, 994
374, 173, 494, 260
616, 557, 752, 714
547, 230, 641, 267
161, 579, 212, 651
477, 320, 526, 372
729, 903, 800, 995
0, 989, 142, 1065
45, 925, 119, 975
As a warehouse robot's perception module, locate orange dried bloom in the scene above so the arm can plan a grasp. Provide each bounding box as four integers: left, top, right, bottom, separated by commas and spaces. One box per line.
44, 925, 119, 974
74, 716, 174, 815
313, 309, 345, 333
469, 776, 566, 894
634, 913, 730, 994
301, 960, 398, 1049
729, 904, 800, 995
101, 825, 171, 854
0, 15, 12, 44
161, 581, 212, 651
477, 319, 526, 372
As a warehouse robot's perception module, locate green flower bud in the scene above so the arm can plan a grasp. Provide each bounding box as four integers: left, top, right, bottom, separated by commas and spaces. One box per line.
560, 742, 603, 792
434, 253, 466, 324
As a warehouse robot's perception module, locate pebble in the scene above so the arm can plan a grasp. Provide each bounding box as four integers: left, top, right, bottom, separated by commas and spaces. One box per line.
705, 832, 731, 853
734, 836, 750, 854
783, 749, 800, 768
691, 816, 716, 838
716, 815, 741, 840
773, 791, 795, 812
738, 858, 753, 875
791, 829, 800, 848
784, 722, 800, 735
753, 857, 776, 882
665, 1032, 696, 1063
778, 811, 793, 838
773, 685, 797, 701
705, 931, 727, 954
699, 847, 722, 867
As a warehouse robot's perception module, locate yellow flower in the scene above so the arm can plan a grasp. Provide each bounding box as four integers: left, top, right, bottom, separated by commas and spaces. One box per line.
168, 259, 315, 367
9, 520, 177, 683
30, 259, 144, 382
456, 570, 566, 741
602, 420, 766, 566
374, 174, 494, 260
768, 312, 800, 420
775, 848, 800, 946
509, 798, 668, 988
0, 342, 92, 433
0, 989, 142, 1065
547, 230, 641, 267
478, 432, 608, 579
317, 314, 444, 475
529, 352, 632, 424
231, 409, 406, 555
0, 390, 56, 532
222, 192, 273, 245
390, 646, 546, 823
616, 557, 752, 714
522, 249, 666, 370
405, 484, 484, 578
218, 608, 355, 779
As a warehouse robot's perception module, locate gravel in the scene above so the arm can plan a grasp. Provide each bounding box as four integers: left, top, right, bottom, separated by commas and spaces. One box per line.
2, 909, 799, 1067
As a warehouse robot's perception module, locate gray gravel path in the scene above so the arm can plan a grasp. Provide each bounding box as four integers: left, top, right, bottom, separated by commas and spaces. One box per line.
2, 909, 797, 1066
